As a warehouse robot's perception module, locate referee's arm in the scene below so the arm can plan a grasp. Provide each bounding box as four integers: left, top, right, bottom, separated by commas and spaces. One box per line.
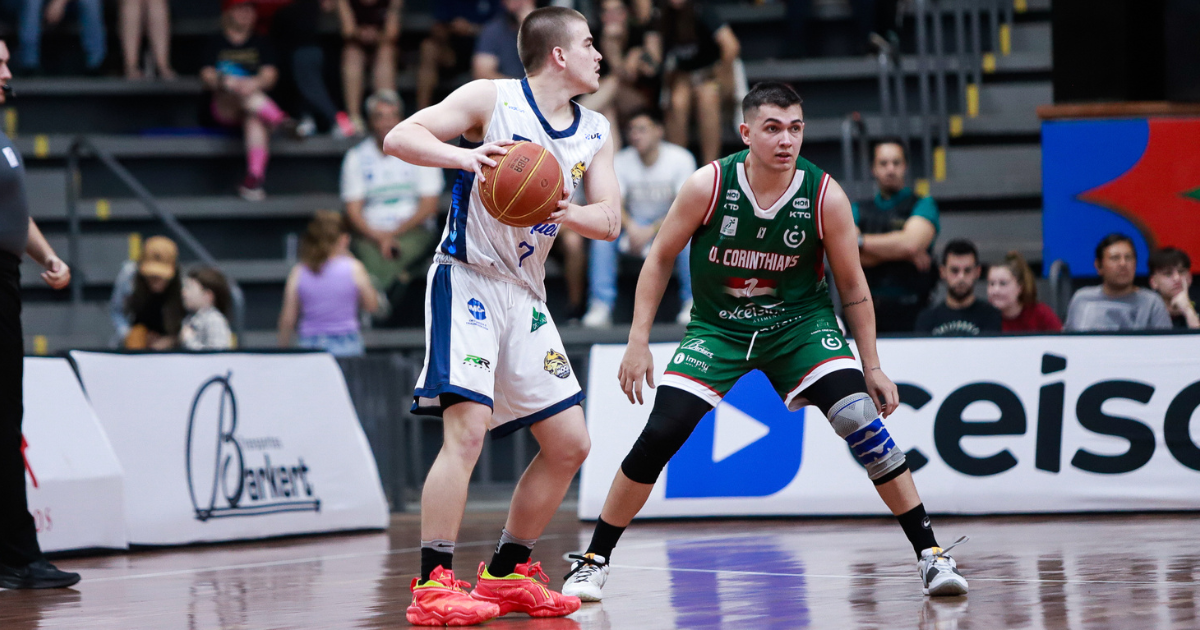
24, 218, 70, 289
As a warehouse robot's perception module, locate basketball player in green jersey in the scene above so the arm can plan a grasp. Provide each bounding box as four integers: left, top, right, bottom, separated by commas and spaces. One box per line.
562, 82, 968, 599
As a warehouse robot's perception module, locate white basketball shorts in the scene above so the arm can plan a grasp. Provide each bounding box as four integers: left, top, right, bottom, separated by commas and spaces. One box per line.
412, 263, 583, 436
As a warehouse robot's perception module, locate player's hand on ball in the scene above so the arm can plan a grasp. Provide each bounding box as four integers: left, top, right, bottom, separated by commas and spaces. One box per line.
545, 187, 570, 225
40, 256, 70, 290
864, 366, 898, 418
462, 140, 514, 183
618, 342, 655, 405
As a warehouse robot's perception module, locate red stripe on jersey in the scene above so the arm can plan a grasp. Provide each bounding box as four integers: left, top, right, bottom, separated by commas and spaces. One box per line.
664, 370, 725, 398
816, 172, 831, 240
702, 162, 722, 226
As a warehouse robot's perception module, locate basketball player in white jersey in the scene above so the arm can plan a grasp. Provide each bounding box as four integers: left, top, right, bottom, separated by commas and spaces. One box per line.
383, 6, 621, 626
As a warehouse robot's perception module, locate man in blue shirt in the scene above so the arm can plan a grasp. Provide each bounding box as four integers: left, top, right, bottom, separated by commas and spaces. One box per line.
472, 0, 533, 80
853, 139, 940, 333
416, 0, 499, 110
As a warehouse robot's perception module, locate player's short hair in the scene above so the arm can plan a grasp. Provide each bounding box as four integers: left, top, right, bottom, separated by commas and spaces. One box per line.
518, 7, 588, 75
627, 108, 664, 127
741, 82, 803, 118
1095, 233, 1135, 263
365, 89, 403, 118
1149, 247, 1191, 274
871, 137, 907, 163
941, 239, 979, 266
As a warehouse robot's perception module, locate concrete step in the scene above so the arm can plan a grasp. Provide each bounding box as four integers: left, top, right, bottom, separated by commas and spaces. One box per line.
21, 231, 293, 287
954, 81, 1052, 136
940, 209, 1042, 263
932, 145, 1041, 199
34, 194, 343, 222
15, 134, 355, 161
744, 44, 1050, 84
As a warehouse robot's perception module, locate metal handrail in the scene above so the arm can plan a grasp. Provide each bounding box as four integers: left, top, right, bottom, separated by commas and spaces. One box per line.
839, 112, 871, 202
65, 137, 246, 337
1048, 259, 1071, 322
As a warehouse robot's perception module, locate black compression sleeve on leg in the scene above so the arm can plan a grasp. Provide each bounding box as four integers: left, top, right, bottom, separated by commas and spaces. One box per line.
799, 368, 869, 417
620, 386, 714, 484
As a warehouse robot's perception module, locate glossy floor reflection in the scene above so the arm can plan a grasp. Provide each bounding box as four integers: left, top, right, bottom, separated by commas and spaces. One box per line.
2, 512, 1199, 629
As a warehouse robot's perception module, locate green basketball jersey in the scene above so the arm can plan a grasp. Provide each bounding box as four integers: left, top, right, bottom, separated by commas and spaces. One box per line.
689, 150, 834, 333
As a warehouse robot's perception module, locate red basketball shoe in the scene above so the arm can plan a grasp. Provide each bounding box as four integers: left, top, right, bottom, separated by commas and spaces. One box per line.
407, 566, 501, 626
470, 560, 582, 617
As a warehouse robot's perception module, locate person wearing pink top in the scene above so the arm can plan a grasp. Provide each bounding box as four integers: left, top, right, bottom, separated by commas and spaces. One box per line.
278, 211, 379, 356
987, 250, 1062, 333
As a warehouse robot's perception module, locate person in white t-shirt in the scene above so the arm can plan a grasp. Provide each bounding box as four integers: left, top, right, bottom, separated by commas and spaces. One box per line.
583, 109, 696, 327
341, 89, 446, 308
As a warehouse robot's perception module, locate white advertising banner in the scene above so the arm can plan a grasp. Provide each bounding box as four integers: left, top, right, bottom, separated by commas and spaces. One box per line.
70, 351, 389, 545
22, 357, 127, 552
580, 335, 1200, 519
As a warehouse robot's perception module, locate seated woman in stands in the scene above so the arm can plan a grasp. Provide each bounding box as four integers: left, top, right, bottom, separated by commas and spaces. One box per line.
278, 211, 379, 357
644, 0, 740, 164
200, 0, 295, 201
987, 250, 1063, 333
111, 235, 184, 350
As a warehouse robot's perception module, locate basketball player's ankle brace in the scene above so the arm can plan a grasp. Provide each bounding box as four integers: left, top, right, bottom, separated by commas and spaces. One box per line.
827, 393, 907, 484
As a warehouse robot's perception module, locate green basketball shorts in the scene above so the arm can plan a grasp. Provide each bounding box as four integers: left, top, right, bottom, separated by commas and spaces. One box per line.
660, 315, 858, 411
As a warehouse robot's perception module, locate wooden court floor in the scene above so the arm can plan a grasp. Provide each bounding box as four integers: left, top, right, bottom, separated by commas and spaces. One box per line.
3, 511, 1199, 629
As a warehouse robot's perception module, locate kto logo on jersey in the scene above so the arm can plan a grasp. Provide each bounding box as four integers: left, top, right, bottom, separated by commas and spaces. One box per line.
721, 216, 739, 237
793, 198, 810, 210
544, 350, 571, 379
784, 229, 806, 248
467, 298, 488, 329
571, 161, 587, 187
666, 370, 805, 498
726, 190, 741, 202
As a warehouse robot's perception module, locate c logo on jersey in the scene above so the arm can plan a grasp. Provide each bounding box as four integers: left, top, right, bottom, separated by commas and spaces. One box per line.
784, 229, 806, 248
821, 334, 844, 351
544, 350, 571, 379
571, 161, 586, 187
793, 198, 810, 209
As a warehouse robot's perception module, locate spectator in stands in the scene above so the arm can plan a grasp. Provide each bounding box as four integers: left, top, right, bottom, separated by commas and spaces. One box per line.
338, 0, 401, 134
278, 211, 379, 356
915, 239, 1002, 336
341, 89, 443, 317
1064, 233, 1172, 332
472, 0, 532, 80
13, 0, 106, 75
119, 0, 174, 79
583, 109, 694, 328
181, 266, 234, 350
415, 0, 498, 110
201, 0, 294, 201
854, 139, 939, 333
576, 0, 658, 149
1149, 247, 1199, 330
272, 0, 358, 137
116, 235, 184, 350
987, 250, 1062, 333
646, 0, 740, 164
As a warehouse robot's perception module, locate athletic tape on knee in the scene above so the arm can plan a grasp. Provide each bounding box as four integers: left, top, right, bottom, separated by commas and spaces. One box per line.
828, 393, 906, 480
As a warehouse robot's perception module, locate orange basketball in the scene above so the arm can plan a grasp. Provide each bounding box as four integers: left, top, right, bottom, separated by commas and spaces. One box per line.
478, 141, 564, 228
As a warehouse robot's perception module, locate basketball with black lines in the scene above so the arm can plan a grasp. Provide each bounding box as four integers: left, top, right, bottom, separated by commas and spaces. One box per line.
478, 141, 564, 228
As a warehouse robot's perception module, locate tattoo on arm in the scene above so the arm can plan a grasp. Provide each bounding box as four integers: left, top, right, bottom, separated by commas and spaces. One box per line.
605, 205, 618, 240
842, 296, 869, 309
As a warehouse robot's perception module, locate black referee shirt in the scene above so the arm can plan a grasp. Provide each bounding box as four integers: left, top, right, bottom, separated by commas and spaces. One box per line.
0, 131, 29, 257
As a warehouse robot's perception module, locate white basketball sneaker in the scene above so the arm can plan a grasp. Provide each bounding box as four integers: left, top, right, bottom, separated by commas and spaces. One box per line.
562, 553, 609, 602
919, 536, 969, 596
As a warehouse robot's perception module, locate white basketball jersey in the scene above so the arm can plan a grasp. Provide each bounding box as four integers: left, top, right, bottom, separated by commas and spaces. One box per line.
433, 78, 610, 301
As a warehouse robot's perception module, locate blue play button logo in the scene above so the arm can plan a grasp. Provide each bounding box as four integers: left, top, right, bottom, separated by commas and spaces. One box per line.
665, 371, 806, 498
